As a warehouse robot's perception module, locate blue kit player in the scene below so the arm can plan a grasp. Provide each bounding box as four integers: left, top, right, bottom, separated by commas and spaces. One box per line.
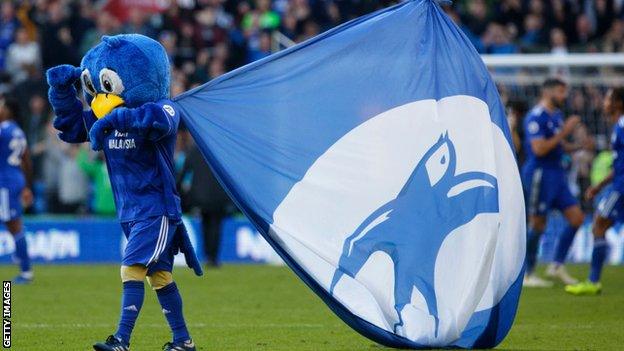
566, 87, 624, 295
46, 35, 202, 351
522, 78, 585, 287
0, 97, 34, 284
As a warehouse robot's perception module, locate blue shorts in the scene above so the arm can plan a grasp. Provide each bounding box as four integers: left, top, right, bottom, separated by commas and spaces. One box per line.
0, 185, 22, 222
596, 186, 624, 223
522, 167, 578, 216
121, 215, 179, 274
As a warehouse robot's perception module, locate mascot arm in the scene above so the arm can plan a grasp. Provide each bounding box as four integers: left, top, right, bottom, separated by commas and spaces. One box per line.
97, 102, 179, 141
46, 65, 97, 144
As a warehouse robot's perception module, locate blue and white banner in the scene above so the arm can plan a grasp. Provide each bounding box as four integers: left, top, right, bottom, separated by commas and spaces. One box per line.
175, 0, 525, 348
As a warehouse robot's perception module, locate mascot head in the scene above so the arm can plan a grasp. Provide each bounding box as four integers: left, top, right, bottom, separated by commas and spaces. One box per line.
80, 34, 170, 118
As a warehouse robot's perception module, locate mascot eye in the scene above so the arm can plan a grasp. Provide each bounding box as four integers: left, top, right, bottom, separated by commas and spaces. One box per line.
98, 68, 125, 95
80, 70, 96, 96
425, 142, 450, 186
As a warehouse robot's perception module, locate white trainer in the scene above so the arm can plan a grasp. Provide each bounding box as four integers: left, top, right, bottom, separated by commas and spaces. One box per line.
545, 264, 579, 285
523, 274, 554, 288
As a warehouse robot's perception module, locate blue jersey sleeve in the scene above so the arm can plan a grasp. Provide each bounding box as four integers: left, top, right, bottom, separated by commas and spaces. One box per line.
524, 111, 548, 141
151, 100, 180, 141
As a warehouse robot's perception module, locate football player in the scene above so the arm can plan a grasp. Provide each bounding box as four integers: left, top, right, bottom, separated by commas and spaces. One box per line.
522, 78, 585, 287
566, 87, 624, 295
0, 97, 33, 284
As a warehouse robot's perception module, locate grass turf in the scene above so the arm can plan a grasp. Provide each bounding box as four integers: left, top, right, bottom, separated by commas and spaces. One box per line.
0, 264, 622, 350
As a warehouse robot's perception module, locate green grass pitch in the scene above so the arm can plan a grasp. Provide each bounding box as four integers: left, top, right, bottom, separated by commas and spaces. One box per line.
1, 264, 622, 350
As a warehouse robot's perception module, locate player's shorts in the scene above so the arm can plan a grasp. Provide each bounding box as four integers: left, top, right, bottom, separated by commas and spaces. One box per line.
121, 215, 180, 274
0, 186, 22, 222
522, 167, 578, 216
595, 186, 624, 223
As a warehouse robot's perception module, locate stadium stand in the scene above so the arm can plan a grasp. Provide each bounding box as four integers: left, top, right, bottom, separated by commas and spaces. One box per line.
0, 0, 623, 214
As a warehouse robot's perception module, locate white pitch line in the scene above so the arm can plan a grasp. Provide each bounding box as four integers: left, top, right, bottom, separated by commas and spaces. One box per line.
18, 323, 326, 329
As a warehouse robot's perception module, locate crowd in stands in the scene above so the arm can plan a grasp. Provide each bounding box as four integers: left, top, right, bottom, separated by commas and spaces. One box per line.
0, 0, 622, 215
448, 0, 624, 54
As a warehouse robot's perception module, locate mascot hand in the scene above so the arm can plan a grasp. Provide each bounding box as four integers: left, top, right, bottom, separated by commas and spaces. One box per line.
131, 103, 171, 139
46, 65, 82, 89
89, 117, 114, 151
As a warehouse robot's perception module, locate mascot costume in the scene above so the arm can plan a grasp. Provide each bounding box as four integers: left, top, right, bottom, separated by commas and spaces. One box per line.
47, 35, 202, 351
47, 0, 525, 349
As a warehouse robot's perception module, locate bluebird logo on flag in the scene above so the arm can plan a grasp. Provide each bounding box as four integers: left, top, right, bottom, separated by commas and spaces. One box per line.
329, 132, 499, 338
175, 0, 526, 349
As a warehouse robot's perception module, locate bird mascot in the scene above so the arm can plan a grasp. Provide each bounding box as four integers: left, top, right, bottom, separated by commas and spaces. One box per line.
47, 34, 202, 351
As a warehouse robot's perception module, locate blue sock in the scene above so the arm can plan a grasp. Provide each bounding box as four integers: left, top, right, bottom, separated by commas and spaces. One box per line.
156, 282, 190, 343
526, 228, 542, 274
589, 238, 608, 283
554, 225, 578, 265
13, 232, 31, 274
115, 281, 145, 344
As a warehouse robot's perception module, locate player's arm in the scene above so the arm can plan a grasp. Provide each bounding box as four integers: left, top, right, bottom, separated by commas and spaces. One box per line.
530, 115, 580, 157
562, 134, 594, 153
586, 171, 614, 201
46, 65, 97, 143
20, 147, 33, 207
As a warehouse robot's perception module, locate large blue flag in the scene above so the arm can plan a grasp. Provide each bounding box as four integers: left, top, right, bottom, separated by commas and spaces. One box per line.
175, 0, 526, 348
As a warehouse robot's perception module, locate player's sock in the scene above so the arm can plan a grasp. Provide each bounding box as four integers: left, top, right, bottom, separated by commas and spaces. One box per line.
589, 237, 608, 283
525, 228, 542, 274
13, 231, 31, 274
156, 282, 190, 343
553, 225, 578, 265
114, 281, 145, 345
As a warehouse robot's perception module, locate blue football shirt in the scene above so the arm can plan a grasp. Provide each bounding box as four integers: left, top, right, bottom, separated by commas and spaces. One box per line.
101, 99, 182, 222
522, 105, 565, 170
0, 120, 26, 189
611, 116, 624, 193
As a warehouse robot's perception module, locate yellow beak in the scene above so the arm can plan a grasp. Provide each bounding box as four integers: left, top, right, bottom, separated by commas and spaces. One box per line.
91, 93, 124, 119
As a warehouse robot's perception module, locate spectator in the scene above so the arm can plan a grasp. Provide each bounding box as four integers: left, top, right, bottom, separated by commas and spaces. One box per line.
11, 64, 47, 120
591, 0, 615, 39
601, 20, 624, 53
38, 1, 79, 68
462, 0, 490, 37
57, 145, 88, 213
495, 0, 523, 32
6, 27, 40, 84
242, 0, 280, 33
76, 147, 116, 216
122, 8, 156, 39
79, 11, 120, 55
178, 140, 234, 267
520, 14, 546, 51
0, 1, 19, 70
551, 28, 568, 55
483, 23, 517, 55
22, 94, 47, 149
550, 28, 570, 76
247, 30, 272, 62
31, 119, 65, 213
573, 14, 594, 48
